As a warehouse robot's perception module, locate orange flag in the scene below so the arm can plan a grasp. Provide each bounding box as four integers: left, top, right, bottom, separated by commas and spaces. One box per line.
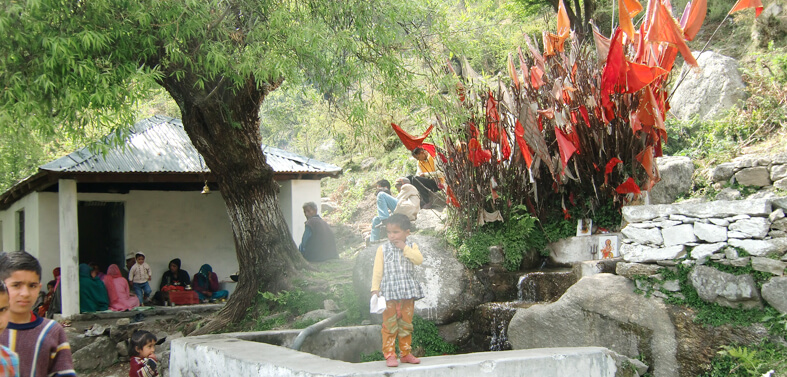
729, 0, 764, 17
636, 145, 656, 179
508, 53, 520, 90
680, 0, 707, 41
517, 47, 531, 90
619, 0, 643, 40
645, 1, 698, 67
391, 123, 434, 150
530, 66, 545, 89
626, 61, 668, 93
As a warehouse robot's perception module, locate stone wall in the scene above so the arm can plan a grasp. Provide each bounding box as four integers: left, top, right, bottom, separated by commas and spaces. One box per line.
708, 153, 787, 191
619, 197, 787, 312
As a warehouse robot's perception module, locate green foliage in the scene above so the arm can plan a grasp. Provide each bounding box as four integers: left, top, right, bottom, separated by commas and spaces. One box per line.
336, 284, 363, 326
451, 206, 546, 270
703, 341, 787, 377
360, 351, 385, 362
761, 307, 787, 337
293, 318, 321, 329
259, 289, 323, 317
412, 315, 458, 356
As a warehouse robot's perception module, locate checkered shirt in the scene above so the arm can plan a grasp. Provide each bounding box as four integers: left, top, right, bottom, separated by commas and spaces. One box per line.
379, 240, 424, 301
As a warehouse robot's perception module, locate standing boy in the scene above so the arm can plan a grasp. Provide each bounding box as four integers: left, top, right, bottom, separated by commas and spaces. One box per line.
370, 214, 424, 367
128, 252, 153, 306
0, 251, 75, 377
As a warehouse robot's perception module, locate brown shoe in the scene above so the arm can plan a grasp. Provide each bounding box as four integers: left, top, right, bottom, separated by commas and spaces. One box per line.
386, 356, 399, 367
400, 354, 420, 364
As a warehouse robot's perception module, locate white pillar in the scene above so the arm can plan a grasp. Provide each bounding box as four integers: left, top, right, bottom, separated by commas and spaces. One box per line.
58, 179, 79, 318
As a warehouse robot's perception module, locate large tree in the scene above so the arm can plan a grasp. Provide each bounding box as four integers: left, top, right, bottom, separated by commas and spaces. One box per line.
0, 0, 434, 332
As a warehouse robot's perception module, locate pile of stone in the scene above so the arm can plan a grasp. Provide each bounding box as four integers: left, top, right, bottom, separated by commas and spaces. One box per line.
708, 153, 787, 191
618, 197, 787, 312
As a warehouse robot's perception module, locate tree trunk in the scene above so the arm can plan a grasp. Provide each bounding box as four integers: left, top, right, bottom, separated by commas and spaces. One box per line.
160, 77, 308, 334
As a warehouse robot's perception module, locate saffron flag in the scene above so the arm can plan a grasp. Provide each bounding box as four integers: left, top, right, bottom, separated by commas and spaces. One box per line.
680, 0, 707, 41
729, 0, 764, 17
619, 0, 643, 40
391, 123, 434, 151
645, 1, 699, 67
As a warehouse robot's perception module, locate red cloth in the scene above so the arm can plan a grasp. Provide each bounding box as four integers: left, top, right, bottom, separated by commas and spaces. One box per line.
391, 123, 434, 150
517, 47, 531, 90
515, 120, 534, 168
168, 290, 199, 305
468, 138, 492, 167
729, 0, 764, 17
616, 177, 642, 194
645, 1, 698, 67
555, 126, 577, 168
446, 186, 460, 207
579, 105, 591, 127
605, 157, 624, 175
530, 66, 545, 89
486, 92, 501, 143
508, 53, 520, 90
619, 0, 643, 40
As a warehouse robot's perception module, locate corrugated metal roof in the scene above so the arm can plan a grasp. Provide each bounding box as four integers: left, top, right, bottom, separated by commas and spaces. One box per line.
40, 115, 342, 175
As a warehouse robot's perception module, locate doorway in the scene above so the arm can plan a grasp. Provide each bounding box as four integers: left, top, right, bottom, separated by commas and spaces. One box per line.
78, 201, 125, 273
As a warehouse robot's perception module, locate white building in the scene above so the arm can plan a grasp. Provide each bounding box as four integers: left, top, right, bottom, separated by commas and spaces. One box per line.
0, 115, 341, 317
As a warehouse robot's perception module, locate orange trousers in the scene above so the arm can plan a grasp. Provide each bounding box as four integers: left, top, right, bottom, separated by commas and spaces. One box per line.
381, 299, 415, 359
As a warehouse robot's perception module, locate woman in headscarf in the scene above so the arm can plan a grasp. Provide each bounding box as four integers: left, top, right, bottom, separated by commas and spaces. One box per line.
46, 268, 62, 317
191, 264, 229, 302
102, 264, 140, 311
79, 263, 110, 313
153, 258, 191, 304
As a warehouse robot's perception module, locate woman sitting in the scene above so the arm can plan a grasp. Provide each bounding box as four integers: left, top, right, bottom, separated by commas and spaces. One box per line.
154, 258, 191, 304
79, 263, 110, 313
102, 264, 141, 311
192, 264, 229, 303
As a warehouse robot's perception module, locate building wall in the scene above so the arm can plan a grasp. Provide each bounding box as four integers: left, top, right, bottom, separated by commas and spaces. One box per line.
1, 180, 325, 291
278, 179, 322, 247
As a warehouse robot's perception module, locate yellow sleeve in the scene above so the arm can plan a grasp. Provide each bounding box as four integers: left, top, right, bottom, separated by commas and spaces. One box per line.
371, 246, 384, 291
403, 243, 423, 265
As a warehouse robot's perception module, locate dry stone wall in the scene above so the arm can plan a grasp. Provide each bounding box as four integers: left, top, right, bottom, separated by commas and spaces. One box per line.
708, 153, 787, 190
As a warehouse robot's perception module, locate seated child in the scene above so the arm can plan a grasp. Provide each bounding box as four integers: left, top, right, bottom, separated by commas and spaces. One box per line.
0, 251, 75, 377
128, 252, 153, 306
370, 214, 425, 367
191, 264, 228, 302
0, 281, 20, 377
128, 330, 158, 377
36, 280, 56, 318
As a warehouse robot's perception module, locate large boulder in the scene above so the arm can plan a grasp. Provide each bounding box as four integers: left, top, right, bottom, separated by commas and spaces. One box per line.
507, 273, 770, 377
72, 336, 117, 372
761, 277, 787, 314
689, 266, 762, 309
352, 234, 485, 325
508, 274, 680, 377
650, 156, 694, 205
669, 51, 746, 121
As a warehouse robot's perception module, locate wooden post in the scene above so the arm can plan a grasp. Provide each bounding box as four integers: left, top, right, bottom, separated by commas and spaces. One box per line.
58, 179, 79, 318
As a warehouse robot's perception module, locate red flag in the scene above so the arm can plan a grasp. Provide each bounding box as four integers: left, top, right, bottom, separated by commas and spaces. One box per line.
555, 126, 577, 167
605, 157, 624, 184
446, 185, 460, 207
468, 138, 492, 167
729, 0, 764, 17
579, 105, 591, 127
601, 28, 627, 96
530, 66, 545, 89
391, 123, 434, 150
646, 1, 698, 67
616, 177, 642, 194
486, 92, 502, 142
626, 61, 668, 93
514, 120, 534, 168
508, 53, 520, 90
636, 145, 656, 179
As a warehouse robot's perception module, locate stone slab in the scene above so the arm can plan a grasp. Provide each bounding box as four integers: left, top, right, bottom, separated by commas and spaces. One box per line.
693, 223, 728, 243
729, 217, 771, 239
751, 257, 786, 276
728, 238, 787, 257
662, 224, 697, 247
622, 226, 663, 245
547, 234, 623, 265
734, 166, 771, 187
621, 244, 686, 263
623, 200, 772, 223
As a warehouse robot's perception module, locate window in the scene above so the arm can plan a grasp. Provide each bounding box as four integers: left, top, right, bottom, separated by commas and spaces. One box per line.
16, 210, 24, 251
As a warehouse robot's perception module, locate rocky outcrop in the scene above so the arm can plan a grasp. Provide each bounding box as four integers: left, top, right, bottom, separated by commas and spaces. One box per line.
352, 234, 485, 325
689, 266, 763, 309
669, 51, 746, 121
650, 156, 694, 205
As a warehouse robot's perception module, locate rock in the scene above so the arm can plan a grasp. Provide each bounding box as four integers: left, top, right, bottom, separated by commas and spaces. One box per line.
662, 224, 697, 247
414, 207, 445, 232
66, 333, 95, 354
353, 235, 485, 325
775, 178, 787, 191
693, 223, 728, 243
729, 217, 771, 239
116, 318, 130, 326
772, 165, 787, 182
772, 197, 787, 211
72, 336, 116, 371
437, 320, 472, 347
621, 244, 686, 263
728, 231, 749, 239
772, 230, 787, 238
733, 155, 771, 169
489, 245, 504, 265
622, 226, 664, 245
659, 220, 682, 228
116, 340, 128, 357
691, 243, 727, 262
761, 277, 787, 314
730, 257, 750, 267
623, 199, 772, 223
770, 208, 786, 223
616, 262, 662, 279
670, 51, 746, 121
650, 156, 694, 204
324, 299, 340, 311
709, 218, 730, 227
689, 266, 762, 309
728, 238, 787, 257
729, 214, 752, 221
508, 274, 680, 376
109, 322, 144, 344
709, 163, 736, 183
669, 214, 690, 222
773, 218, 787, 232
751, 257, 786, 276
715, 188, 742, 201
725, 248, 739, 260
735, 167, 772, 187
300, 309, 336, 323
662, 280, 680, 292
574, 259, 619, 278
321, 201, 338, 214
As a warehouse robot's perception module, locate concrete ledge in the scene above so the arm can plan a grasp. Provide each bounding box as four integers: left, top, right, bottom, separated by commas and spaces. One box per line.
170, 331, 619, 377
